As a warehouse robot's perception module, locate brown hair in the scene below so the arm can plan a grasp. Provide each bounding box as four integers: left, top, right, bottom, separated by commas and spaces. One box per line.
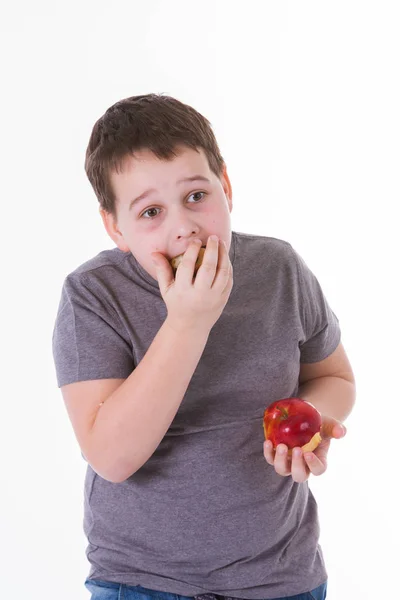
85, 93, 225, 218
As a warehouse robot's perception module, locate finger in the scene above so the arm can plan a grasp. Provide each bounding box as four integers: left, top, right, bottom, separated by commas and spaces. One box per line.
193, 235, 220, 288
263, 440, 275, 465
303, 451, 327, 476
274, 444, 292, 476
290, 447, 310, 483
222, 262, 234, 297
331, 422, 347, 439
212, 240, 232, 291
174, 239, 203, 287
321, 417, 347, 440
151, 252, 174, 294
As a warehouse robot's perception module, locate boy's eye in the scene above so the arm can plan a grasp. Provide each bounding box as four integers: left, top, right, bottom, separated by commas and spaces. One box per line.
141, 207, 160, 219
188, 191, 206, 203
140, 191, 206, 219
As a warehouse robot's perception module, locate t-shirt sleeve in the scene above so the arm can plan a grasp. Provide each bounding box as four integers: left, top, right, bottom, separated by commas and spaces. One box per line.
291, 246, 341, 363
52, 273, 135, 387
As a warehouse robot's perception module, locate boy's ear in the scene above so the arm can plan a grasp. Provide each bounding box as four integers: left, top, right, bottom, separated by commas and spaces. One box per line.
100, 208, 130, 252
221, 164, 233, 212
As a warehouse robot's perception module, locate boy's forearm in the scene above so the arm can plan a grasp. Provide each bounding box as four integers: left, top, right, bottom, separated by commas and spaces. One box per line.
298, 376, 356, 423
88, 318, 210, 483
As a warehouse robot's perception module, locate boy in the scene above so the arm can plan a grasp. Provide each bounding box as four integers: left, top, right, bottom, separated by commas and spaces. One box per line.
52, 94, 355, 600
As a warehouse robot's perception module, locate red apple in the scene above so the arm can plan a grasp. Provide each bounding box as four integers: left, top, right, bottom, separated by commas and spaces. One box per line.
263, 397, 322, 454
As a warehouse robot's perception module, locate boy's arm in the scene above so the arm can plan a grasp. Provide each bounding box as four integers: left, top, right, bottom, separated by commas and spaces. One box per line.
61, 236, 233, 484
298, 341, 356, 422
62, 318, 210, 483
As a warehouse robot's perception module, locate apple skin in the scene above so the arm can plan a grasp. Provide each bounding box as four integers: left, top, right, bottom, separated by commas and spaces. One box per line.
263, 397, 322, 453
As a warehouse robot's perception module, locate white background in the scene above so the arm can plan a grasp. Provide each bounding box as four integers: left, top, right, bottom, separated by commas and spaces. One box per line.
1, 1, 399, 599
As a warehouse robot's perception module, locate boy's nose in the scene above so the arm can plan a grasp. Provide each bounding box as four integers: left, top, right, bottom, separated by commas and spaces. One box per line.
169, 206, 202, 243
174, 218, 201, 239
177, 230, 199, 240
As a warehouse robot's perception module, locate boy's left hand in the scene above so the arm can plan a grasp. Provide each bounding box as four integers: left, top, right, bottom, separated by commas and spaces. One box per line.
263, 416, 346, 483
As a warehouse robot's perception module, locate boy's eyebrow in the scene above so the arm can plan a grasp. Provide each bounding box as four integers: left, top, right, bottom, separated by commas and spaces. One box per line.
129, 175, 211, 211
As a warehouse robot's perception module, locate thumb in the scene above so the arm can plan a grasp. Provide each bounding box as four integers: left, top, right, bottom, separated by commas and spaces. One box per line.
321, 416, 347, 440
151, 252, 174, 292
332, 422, 347, 439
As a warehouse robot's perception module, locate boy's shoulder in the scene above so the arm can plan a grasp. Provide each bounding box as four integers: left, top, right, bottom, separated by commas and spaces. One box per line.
233, 230, 295, 263
235, 230, 291, 248
62, 247, 134, 299
66, 247, 129, 280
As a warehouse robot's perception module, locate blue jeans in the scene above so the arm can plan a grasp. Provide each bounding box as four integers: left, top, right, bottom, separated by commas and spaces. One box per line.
84, 579, 327, 600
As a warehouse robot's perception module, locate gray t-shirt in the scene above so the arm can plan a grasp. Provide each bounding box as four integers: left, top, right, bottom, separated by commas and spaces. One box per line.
52, 231, 340, 599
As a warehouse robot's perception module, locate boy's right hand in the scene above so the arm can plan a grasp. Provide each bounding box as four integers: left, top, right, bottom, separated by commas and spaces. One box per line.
151, 235, 233, 333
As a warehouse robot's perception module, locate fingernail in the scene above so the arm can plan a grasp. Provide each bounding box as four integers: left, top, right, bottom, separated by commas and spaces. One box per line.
209, 235, 218, 242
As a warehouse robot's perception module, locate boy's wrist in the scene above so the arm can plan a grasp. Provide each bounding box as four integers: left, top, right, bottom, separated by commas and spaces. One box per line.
164, 316, 212, 339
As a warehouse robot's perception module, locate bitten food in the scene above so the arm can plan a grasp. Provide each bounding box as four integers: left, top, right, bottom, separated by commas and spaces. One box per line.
170, 247, 206, 275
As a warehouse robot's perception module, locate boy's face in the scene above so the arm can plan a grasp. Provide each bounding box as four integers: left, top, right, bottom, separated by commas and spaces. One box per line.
101, 146, 233, 281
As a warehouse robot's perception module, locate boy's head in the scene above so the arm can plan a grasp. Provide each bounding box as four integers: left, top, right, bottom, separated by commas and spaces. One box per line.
85, 94, 233, 280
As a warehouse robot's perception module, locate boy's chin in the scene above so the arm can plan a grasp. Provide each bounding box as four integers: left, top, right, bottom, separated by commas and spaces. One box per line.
131, 255, 158, 282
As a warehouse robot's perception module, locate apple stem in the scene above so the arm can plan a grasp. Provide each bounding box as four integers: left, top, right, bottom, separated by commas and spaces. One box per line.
278, 406, 289, 420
